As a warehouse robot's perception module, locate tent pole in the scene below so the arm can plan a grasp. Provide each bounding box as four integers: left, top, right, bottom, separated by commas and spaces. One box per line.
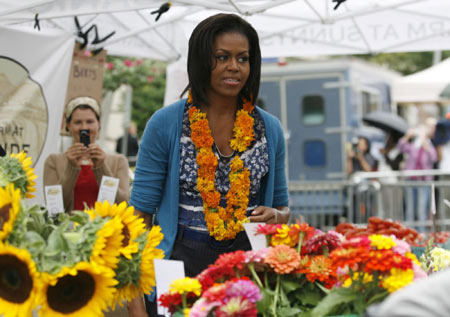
93, 9, 197, 48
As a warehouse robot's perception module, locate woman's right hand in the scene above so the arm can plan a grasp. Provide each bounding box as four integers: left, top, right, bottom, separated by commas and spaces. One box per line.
66, 143, 88, 167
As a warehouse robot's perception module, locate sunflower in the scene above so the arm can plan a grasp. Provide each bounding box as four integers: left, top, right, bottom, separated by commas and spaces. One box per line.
90, 217, 124, 270
0, 184, 21, 241
9, 151, 37, 198
40, 261, 117, 317
0, 243, 41, 317
86, 201, 146, 259
111, 226, 164, 308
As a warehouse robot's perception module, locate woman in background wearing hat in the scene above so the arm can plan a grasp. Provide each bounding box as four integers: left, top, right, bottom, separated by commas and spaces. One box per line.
43, 96, 130, 212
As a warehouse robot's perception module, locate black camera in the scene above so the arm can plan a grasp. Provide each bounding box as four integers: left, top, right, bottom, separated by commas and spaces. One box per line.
79, 129, 90, 147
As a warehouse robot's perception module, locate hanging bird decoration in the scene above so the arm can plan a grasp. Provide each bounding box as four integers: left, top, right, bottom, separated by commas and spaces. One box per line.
151, 2, 172, 21
34, 13, 40, 31
332, 0, 347, 10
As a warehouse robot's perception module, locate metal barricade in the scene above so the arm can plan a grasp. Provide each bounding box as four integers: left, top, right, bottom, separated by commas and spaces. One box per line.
289, 170, 450, 232
289, 181, 350, 229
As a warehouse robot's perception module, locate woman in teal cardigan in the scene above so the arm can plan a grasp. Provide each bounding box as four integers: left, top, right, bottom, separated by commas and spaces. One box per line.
129, 13, 290, 316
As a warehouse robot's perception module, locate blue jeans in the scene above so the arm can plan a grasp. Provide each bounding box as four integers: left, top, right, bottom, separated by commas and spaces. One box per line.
405, 186, 430, 232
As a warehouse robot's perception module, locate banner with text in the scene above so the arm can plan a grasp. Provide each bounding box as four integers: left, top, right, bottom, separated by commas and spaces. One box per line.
0, 25, 75, 205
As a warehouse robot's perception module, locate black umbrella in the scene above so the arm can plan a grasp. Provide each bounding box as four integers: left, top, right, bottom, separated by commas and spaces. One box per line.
355, 126, 385, 141
362, 111, 409, 137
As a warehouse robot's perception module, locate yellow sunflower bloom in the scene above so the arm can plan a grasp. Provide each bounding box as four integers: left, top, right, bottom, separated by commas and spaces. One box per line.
0, 184, 21, 241
87, 201, 146, 259
111, 226, 164, 308
40, 261, 117, 317
10, 151, 37, 198
0, 242, 41, 317
90, 217, 124, 269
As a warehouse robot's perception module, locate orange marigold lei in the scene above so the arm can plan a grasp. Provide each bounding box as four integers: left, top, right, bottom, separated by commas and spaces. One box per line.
188, 91, 255, 241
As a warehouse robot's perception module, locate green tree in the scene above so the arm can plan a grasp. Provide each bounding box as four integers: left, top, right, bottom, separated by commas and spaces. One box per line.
103, 56, 166, 136
358, 51, 450, 75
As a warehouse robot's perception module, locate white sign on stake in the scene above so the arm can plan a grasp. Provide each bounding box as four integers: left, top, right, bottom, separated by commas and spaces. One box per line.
154, 259, 185, 316
44, 185, 64, 215
97, 176, 119, 204
244, 222, 267, 251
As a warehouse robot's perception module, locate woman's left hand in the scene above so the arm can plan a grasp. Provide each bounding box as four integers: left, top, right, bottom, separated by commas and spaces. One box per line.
88, 143, 106, 168
248, 206, 278, 224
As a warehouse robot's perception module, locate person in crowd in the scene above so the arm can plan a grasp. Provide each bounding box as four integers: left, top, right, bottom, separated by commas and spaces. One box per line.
397, 126, 437, 231
43, 96, 130, 212
116, 121, 140, 167
346, 136, 378, 223
346, 136, 377, 174
127, 13, 290, 316
379, 132, 404, 171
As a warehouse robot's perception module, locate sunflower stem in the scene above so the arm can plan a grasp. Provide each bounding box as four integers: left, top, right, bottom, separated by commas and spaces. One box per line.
272, 275, 280, 316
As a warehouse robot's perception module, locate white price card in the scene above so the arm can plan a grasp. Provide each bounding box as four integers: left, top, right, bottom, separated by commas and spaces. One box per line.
45, 185, 64, 215
97, 176, 119, 204
244, 222, 267, 251
154, 259, 185, 316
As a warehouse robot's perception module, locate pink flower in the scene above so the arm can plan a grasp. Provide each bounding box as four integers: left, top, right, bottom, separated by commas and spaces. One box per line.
124, 59, 133, 67
147, 75, 154, 83
136, 59, 143, 65
244, 248, 269, 263
83, 50, 91, 57
305, 231, 341, 254
106, 62, 114, 70
190, 298, 220, 317
391, 235, 411, 255
412, 263, 427, 280
255, 223, 281, 236
215, 297, 258, 317
226, 280, 261, 303
341, 236, 371, 249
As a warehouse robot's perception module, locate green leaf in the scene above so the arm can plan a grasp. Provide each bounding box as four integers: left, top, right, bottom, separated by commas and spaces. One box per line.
278, 307, 303, 316
281, 278, 302, 293
23, 231, 45, 254
296, 289, 324, 306
256, 288, 275, 314
45, 226, 69, 256
311, 288, 357, 317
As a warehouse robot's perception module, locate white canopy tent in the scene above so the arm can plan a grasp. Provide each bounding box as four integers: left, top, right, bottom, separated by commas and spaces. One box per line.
393, 57, 450, 104
2, 0, 450, 61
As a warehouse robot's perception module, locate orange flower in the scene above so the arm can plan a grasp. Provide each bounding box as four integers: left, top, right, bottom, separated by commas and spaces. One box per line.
301, 255, 336, 288
264, 245, 301, 274
188, 93, 254, 241
330, 247, 370, 270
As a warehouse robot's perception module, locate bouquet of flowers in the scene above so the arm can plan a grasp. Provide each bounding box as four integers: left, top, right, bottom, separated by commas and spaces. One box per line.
311, 234, 426, 316
0, 151, 165, 316
420, 238, 450, 274
159, 222, 343, 316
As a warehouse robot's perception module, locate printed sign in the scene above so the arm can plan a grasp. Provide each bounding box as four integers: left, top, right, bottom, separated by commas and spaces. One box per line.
97, 176, 119, 204
45, 185, 64, 215
61, 42, 106, 135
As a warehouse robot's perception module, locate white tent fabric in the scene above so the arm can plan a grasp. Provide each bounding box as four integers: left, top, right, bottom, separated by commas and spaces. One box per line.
392, 57, 450, 104
2, 0, 450, 62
